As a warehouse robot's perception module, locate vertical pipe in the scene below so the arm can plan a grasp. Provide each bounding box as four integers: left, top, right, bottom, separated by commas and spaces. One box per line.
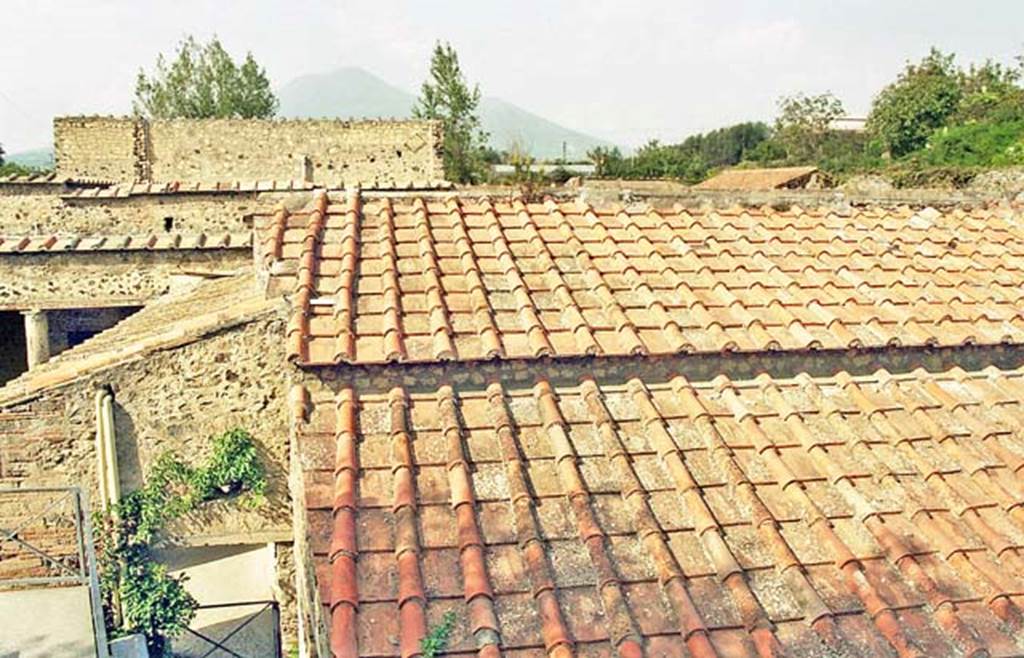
95, 390, 119, 509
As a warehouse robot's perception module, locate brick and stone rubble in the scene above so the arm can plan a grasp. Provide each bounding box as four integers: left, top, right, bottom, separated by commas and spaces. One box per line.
54, 116, 446, 188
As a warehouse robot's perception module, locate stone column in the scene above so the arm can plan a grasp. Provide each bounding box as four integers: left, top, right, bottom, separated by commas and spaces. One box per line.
22, 309, 50, 369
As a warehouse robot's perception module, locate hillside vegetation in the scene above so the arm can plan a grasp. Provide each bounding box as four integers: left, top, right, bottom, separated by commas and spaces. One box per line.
589, 48, 1024, 188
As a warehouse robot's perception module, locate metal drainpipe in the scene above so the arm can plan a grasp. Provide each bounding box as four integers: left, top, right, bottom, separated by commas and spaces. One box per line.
94, 388, 120, 509
94, 387, 122, 633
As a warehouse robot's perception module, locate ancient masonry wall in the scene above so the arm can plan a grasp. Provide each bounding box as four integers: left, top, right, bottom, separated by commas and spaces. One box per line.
0, 251, 252, 311
0, 316, 298, 647
54, 116, 446, 186
53, 117, 137, 182
0, 316, 291, 533
0, 191, 270, 235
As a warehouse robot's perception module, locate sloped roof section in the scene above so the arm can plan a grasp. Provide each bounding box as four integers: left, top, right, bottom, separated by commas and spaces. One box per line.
696, 166, 818, 190
258, 193, 1024, 365
293, 364, 1024, 658
0, 274, 277, 404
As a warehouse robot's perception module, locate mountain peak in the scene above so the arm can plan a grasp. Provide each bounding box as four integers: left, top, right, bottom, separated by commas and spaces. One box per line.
277, 67, 612, 159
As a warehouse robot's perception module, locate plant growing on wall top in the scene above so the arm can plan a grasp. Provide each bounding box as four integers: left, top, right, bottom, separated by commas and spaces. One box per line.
94, 428, 267, 656
134, 35, 278, 119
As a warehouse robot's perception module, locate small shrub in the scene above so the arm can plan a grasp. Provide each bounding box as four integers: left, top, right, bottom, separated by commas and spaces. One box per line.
95, 428, 267, 656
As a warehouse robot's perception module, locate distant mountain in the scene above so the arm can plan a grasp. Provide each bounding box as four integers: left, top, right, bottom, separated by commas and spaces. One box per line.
277, 66, 613, 161
6, 147, 54, 170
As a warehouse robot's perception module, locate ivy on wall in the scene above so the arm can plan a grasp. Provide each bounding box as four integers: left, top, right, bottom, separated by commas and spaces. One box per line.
93, 428, 267, 656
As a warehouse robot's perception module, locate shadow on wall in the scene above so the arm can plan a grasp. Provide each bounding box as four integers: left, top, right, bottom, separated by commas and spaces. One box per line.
170, 601, 279, 658
113, 401, 143, 494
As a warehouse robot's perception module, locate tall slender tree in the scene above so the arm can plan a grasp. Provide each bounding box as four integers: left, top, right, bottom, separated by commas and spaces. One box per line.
413, 42, 489, 184
134, 36, 277, 119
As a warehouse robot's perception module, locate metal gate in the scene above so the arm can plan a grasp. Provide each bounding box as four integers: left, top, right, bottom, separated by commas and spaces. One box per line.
0, 486, 108, 657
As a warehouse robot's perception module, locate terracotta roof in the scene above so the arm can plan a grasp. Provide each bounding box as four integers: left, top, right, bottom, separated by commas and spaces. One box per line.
0, 275, 277, 405
0, 232, 251, 253
696, 167, 819, 191
257, 193, 1024, 365
293, 364, 1024, 658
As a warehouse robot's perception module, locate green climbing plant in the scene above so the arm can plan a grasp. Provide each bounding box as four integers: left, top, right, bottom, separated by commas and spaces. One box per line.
421, 611, 457, 658
94, 428, 267, 656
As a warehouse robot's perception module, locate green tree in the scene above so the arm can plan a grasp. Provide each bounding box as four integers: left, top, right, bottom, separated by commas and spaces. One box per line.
954, 58, 1024, 123
774, 92, 845, 161
134, 36, 277, 119
679, 121, 770, 168
413, 42, 490, 184
867, 48, 962, 157
587, 146, 622, 177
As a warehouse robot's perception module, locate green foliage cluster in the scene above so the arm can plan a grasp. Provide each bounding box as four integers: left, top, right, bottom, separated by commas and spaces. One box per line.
421, 611, 457, 658
771, 92, 846, 162
414, 42, 491, 184
907, 120, 1024, 168
0, 143, 36, 177
0, 162, 36, 178
587, 48, 1024, 189
134, 36, 278, 119
94, 428, 266, 656
588, 122, 770, 182
867, 49, 964, 157
741, 51, 1024, 187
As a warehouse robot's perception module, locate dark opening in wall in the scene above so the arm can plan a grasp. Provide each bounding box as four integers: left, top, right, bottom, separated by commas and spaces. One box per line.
163, 217, 174, 232
47, 306, 142, 358
0, 312, 28, 384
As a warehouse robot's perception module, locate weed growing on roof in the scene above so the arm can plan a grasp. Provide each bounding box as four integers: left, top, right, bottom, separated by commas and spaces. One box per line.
93, 428, 267, 656
421, 610, 458, 658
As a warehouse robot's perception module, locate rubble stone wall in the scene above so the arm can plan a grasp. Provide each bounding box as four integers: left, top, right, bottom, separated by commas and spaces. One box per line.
54, 116, 445, 186
0, 251, 251, 310
53, 116, 138, 182
0, 316, 291, 541
0, 187, 318, 235
0, 192, 268, 235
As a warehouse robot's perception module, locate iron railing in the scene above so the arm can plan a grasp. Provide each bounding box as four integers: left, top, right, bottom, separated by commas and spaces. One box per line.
176, 600, 281, 658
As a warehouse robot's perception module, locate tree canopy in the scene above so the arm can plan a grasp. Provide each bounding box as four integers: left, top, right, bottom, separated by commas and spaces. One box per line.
773, 92, 845, 161
588, 122, 770, 181
867, 49, 963, 157
413, 42, 490, 184
134, 36, 278, 119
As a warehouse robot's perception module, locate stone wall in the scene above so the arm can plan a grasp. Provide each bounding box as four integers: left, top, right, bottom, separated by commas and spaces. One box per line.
0, 251, 251, 311
53, 117, 137, 182
573, 178, 1005, 208
0, 315, 292, 542
0, 191, 270, 235
54, 116, 446, 187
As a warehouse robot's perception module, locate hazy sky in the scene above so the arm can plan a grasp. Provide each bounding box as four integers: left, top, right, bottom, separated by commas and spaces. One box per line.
2, 1, 1023, 152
